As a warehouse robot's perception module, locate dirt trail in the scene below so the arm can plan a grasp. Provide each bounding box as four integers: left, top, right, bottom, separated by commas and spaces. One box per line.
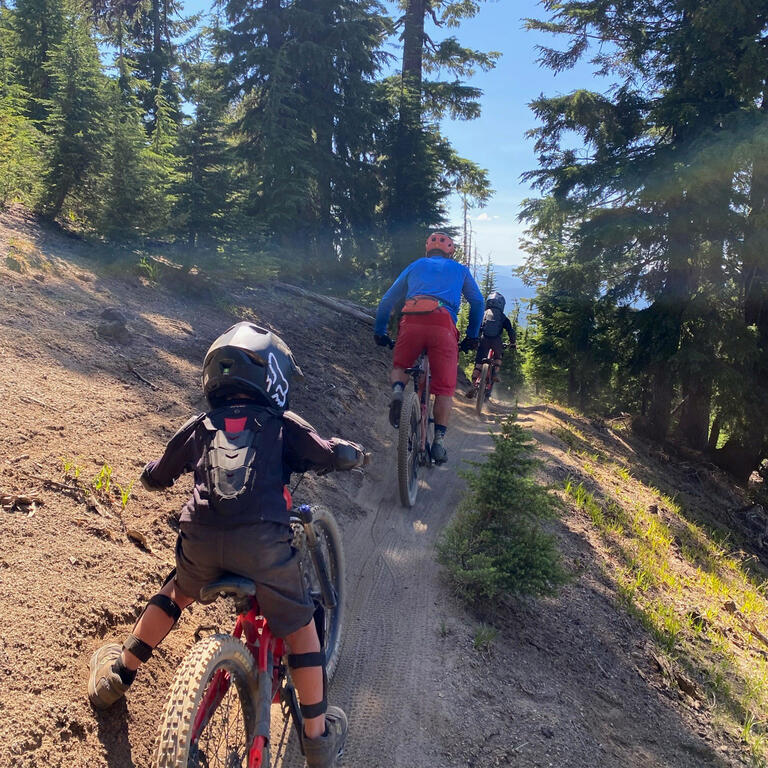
0, 207, 752, 768
272, 400, 743, 768
307, 407, 493, 768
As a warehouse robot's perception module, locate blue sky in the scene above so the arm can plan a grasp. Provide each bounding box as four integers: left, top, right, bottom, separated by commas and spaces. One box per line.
182, 0, 607, 266
434, 0, 609, 265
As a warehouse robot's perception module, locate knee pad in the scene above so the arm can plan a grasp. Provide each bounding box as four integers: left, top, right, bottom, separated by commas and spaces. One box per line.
288, 651, 327, 719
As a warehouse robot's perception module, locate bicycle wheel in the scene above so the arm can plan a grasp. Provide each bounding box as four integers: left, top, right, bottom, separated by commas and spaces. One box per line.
475, 363, 490, 416
154, 634, 267, 768
397, 391, 420, 507
293, 507, 346, 682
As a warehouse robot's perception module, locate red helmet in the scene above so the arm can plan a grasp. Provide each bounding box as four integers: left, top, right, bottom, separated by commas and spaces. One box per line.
425, 232, 455, 257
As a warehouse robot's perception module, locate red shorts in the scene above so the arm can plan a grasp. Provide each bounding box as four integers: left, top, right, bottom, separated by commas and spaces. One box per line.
392, 308, 459, 396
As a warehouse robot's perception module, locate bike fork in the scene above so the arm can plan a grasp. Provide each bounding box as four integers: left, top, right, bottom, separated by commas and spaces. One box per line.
297, 505, 337, 609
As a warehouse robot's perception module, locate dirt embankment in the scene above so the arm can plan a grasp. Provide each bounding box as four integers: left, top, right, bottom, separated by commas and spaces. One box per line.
0, 205, 758, 768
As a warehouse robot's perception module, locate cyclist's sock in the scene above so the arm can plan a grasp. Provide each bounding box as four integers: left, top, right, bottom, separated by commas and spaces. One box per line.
434, 425, 447, 440
112, 658, 136, 686
392, 382, 404, 393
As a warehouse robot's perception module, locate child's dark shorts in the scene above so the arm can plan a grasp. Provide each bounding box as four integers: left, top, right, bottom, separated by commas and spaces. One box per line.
174, 521, 314, 638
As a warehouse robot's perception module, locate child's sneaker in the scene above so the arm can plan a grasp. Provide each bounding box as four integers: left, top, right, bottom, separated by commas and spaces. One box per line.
389, 389, 404, 428
303, 706, 348, 768
88, 643, 131, 709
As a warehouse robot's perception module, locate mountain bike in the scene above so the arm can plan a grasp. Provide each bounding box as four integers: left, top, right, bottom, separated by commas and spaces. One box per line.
473, 343, 509, 416
473, 346, 497, 416
397, 351, 435, 507
153, 498, 344, 768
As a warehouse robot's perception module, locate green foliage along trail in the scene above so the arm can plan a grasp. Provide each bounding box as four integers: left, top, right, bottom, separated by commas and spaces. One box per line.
437, 417, 567, 610
0, 0, 495, 285
520, 1, 768, 484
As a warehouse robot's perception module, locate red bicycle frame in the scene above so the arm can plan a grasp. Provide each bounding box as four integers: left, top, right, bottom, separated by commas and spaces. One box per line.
190, 487, 297, 768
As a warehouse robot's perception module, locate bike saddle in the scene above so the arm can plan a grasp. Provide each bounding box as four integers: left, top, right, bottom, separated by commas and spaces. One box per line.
199, 574, 257, 603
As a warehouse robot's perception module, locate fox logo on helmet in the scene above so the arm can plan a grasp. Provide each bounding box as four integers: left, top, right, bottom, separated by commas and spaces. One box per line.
267, 352, 290, 408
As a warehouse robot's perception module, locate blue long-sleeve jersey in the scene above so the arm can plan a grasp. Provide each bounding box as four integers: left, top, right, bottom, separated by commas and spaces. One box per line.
375, 256, 484, 337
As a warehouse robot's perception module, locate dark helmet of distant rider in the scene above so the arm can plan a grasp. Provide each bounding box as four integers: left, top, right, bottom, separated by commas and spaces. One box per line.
485, 291, 506, 312
201, 322, 303, 411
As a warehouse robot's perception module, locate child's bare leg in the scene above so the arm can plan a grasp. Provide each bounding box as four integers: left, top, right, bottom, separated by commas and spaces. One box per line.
285, 620, 325, 739
123, 579, 194, 670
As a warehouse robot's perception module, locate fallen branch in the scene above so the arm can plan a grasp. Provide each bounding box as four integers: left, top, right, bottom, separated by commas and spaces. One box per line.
273, 282, 375, 326
13, 468, 82, 498
19, 394, 57, 411
128, 365, 160, 390
724, 600, 768, 650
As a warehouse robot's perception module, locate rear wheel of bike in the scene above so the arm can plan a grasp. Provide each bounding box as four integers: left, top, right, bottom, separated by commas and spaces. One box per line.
475, 363, 490, 416
397, 391, 420, 507
154, 634, 265, 768
294, 507, 346, 682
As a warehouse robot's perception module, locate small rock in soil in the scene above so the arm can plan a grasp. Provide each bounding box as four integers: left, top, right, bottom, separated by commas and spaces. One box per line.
96, 307, 131, 344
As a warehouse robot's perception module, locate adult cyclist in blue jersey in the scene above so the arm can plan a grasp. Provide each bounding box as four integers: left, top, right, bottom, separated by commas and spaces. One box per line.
373, 232, 483, 464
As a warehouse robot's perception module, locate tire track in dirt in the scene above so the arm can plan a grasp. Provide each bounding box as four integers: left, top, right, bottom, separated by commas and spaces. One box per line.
271, 402, 494, 768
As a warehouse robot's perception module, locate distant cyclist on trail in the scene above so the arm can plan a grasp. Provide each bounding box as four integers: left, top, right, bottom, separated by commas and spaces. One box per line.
87, 322, 367, 768
373, 232, 483, 464
471, 291, 516, 400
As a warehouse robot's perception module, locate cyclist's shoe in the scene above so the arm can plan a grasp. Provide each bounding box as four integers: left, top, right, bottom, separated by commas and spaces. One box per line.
389, 389, 404, 428
431, 434, 448, 464
303, 706, 348, 768
88, 643, 130, 710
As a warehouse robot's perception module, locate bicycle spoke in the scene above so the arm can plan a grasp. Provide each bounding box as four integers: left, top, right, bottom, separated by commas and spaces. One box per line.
194, 666, 249, 768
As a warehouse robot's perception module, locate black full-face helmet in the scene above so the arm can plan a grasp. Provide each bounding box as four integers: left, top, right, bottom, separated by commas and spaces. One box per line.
485, 291, 506, 312
202, 322, 303, 410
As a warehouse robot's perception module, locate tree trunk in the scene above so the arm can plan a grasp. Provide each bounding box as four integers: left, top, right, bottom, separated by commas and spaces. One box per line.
707, 414, 722, 452
401, 0, 425, 90
676, 372, 711, 451
645, 199, 694, 441
151, 0, 162, 93
264, 0, 282, 50
567, 366, 577, 408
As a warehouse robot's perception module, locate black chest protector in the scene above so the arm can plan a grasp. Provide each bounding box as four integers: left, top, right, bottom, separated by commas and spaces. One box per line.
202, 404, 284, 518
482, 307, 504, 338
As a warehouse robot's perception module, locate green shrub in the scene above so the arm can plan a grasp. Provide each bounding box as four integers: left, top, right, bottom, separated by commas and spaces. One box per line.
437, 418, 567, 610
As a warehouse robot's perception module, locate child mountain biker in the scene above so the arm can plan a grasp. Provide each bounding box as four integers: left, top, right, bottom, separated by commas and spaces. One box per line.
87, 321, 367, 768
470, 291, 516, 399
373, 232, 483, 464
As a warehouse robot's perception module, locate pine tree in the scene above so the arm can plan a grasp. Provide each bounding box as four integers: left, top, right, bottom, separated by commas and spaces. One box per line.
39, 9, 109, 220
523, 0, 768, 476
8, 0, 66, 122
480, 255, 495, 297
0, 7, 44, 207
384, 0, 497, 274
219, 0, 388, 276
174, 35, 232, 248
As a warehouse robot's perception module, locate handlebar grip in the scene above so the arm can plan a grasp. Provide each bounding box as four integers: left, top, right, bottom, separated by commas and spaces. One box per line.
362, 452, 372, 467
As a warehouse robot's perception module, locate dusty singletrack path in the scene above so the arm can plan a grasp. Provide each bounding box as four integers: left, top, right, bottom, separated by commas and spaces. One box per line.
270, 403, 494, 768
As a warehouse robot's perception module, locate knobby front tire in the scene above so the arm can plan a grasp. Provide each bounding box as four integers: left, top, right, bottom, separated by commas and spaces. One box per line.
295, 507, 346, 682
397, 391, 420, 508
153, 634, 264, 768
475, 363, 490, 416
